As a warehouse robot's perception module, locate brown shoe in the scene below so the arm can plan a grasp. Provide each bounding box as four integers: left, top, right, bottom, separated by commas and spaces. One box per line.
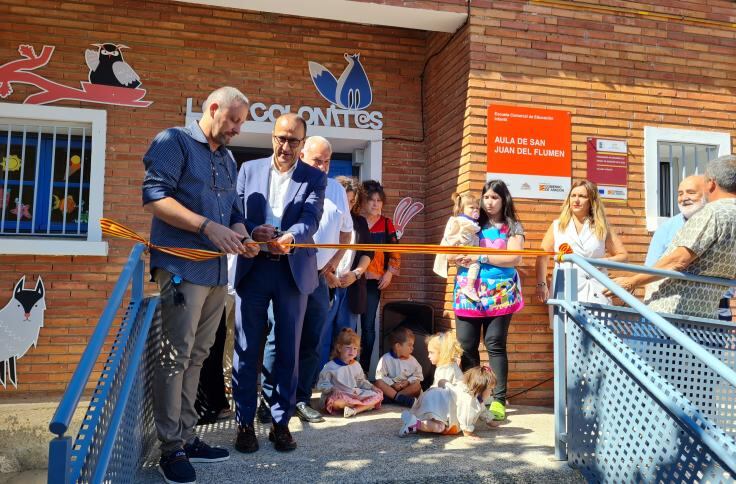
234, 424, 258, 453
268, 423, 297, 452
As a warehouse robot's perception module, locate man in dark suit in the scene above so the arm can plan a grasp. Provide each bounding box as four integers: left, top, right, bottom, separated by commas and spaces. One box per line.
233, 113, 326, 453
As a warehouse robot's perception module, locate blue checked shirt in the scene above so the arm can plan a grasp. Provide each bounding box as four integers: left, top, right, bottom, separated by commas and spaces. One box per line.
142, 121, 245, 286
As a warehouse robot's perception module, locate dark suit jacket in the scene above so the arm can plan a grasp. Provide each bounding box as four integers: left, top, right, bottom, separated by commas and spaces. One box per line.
235, 156, 327, 294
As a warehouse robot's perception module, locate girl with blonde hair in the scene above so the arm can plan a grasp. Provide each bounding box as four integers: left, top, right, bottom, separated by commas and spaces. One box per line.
535, 179, 628, 305
426, 331, 464, 387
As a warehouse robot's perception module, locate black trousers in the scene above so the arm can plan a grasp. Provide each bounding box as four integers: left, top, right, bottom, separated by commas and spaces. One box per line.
194, 307, 229, 425
455, 314, 513, 405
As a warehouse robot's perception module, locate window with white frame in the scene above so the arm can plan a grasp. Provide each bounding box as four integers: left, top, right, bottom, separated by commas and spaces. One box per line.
644, 127, 731, 231
0, 103, 107, 256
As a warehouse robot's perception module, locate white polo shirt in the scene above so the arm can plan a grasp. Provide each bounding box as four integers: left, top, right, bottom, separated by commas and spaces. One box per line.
314, 177, 353, 270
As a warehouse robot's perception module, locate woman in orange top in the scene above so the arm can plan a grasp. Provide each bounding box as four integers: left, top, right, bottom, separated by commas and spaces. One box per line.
358, 180, 400, 373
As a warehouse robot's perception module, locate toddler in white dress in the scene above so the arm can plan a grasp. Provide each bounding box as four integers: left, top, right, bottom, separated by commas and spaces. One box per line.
426, 331, 463, 387
399, 366, 500, 438
374, 327, 424, 408
317, 329, 383, 418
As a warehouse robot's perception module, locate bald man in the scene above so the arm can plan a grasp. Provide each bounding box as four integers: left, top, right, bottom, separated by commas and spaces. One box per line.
645, 175, 705, 266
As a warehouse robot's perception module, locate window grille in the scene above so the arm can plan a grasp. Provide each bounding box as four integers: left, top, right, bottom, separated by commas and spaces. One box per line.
657, 141, 718, 218
0, 123, 91, 238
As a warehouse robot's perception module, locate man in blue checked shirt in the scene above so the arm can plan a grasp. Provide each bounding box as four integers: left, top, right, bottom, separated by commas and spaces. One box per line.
142, 86, 259, 484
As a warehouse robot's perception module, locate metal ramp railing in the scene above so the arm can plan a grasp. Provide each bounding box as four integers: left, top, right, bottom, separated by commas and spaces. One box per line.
47, 244, 160, 484
550, 254, 736, 483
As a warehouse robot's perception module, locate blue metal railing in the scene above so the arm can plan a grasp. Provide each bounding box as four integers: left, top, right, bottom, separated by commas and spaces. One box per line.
549, 254, 736, 482
48, 244, 159, 484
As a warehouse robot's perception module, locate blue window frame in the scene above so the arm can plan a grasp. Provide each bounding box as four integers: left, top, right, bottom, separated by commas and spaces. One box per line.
1, 128, 91, 237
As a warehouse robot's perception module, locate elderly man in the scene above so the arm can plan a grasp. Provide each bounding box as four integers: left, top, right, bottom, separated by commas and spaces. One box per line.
261, 136, 353, 424
233, 114, 327, 452
142, 86, 258, 484
645, 175, 706, 267
612, 155, 736, 319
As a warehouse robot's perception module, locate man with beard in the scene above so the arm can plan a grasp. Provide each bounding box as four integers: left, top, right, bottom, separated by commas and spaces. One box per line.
142, 86, 259, 484
644, 174, 733, 320
233, 114, 327, 453
645, 175, 706, 267
612, 156, 736, 319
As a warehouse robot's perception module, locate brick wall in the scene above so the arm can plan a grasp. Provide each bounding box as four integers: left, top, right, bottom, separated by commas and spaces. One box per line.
0, 0, 428, 396
459, 0, 736, 405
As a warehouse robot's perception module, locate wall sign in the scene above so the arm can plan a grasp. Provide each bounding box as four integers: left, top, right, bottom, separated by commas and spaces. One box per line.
587, 138, 628, 201
0, 43, 151, 107
249, 53, 383, 130
486, 105, 571, 200
0, 276, 46, 388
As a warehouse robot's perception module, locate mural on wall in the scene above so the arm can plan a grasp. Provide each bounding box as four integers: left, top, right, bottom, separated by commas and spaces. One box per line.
309, 53, 373, 111
0, 276, 46, 388
0, 43, 151, 107
393, 197, 424, 240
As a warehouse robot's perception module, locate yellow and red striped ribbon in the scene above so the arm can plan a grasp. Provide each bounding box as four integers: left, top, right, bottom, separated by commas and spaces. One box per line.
100, 218, 572, 261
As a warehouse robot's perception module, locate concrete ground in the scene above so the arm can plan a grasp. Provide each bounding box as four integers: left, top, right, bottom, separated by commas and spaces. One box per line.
136, 404, 583, 483
0, 400, 86, 478
0, 399, 582, 483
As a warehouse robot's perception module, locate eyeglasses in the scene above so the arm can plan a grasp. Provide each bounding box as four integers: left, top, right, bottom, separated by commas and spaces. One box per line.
273, 135, 304, 148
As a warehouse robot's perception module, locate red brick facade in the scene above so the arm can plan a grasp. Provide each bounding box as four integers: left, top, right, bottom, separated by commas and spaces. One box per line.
1, 0, 734, 405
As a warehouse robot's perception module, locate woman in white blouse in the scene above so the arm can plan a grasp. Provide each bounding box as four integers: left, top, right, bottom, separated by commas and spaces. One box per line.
535, 180, 628, 305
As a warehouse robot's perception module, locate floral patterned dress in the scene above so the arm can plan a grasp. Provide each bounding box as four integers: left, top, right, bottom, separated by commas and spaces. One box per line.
452, 223, 524, 318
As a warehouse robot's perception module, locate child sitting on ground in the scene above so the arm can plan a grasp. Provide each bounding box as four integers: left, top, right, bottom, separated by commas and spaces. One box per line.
374, 327, 423, 408
399, 366, 500, 438
426, 331, 463, 387
433, 192, 482, 301
317, 328, 383, 418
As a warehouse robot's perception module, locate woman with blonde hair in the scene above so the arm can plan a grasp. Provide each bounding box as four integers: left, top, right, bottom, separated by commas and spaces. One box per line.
535, 179, 628, 305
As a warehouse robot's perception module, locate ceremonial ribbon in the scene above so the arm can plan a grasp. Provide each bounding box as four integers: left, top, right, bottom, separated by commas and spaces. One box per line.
100, 218, 572, 261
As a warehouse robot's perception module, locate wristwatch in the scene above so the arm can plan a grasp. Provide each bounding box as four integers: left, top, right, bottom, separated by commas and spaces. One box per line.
352, 269, 362, 279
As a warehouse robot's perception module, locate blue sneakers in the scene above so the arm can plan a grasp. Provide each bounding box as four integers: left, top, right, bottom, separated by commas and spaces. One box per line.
184, 437, 230, 463
158, 449, 195, 484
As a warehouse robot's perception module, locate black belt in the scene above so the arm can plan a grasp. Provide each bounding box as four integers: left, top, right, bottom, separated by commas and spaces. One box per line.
256, 251, 284, 261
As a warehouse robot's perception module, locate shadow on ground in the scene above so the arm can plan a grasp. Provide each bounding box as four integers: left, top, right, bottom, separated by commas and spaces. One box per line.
136, 404, 583, 483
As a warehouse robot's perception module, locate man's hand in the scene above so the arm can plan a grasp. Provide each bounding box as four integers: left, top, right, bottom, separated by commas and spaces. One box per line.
603, 277, 636, 298
267, 233, 294, 255
231, 224, 260, 258
203, 222, 246, 254
321, 261, 338, 276
324, 271, 340, 288
339, 271, 358, 288
241, 238, 260, 258
251, 224, 276, 242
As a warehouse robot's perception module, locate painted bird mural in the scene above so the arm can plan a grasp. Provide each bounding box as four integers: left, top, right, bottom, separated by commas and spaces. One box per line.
85, 43, 141, 89
0, 276, 46, 388
308, 53, 373, 111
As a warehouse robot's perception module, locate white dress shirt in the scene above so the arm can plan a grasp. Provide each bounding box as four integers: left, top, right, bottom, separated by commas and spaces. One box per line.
265, 156, 297, 230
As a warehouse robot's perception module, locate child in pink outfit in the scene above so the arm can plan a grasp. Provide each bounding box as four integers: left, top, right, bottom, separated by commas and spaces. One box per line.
317, 329, 383, 418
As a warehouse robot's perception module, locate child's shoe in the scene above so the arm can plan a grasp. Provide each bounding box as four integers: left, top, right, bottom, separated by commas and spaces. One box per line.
343, 406, 357, 418
489, 400, 506, 421
461, 286, 480, 302
399, 411, 418, 437
394, 394, 415, 408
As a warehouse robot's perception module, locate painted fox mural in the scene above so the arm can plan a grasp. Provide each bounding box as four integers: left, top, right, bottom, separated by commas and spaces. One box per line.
0, 276, 46, 388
